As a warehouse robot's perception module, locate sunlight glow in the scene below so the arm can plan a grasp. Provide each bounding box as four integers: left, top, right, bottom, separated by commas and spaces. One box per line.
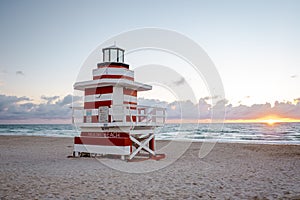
223, 116, 300, 124
166, 117, 300, 124
259, 115, 288, 125
261, 119, 280, 126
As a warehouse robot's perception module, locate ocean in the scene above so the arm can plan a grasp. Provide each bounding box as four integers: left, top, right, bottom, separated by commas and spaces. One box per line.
0, 123, 299, 144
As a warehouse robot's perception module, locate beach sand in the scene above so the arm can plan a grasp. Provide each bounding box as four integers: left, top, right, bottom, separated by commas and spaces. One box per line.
0, 136, 300, 199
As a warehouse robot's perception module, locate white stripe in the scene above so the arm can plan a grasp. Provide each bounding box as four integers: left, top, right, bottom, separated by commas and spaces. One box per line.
84, 107, 137, 116
84, 93, 113, 102
109, 106, 138, 115
124, 95, 137, 103
84, 94, 137, 103
93, 68, 134, 77
74, 144, 131, 155
126, 109, 137, 115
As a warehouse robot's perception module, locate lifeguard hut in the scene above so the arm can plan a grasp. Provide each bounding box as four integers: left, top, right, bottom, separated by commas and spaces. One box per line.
73, 45, 166, 160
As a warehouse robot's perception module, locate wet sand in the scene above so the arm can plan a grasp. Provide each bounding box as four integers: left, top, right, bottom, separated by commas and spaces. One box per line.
0, 136, 300, 199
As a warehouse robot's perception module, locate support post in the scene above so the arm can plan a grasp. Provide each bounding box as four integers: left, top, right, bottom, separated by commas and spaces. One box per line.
149, 135, 155, 151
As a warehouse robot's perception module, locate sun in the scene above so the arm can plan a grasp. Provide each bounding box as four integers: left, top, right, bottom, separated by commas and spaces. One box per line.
263, 119, 279, 126
259, 115, 282, 125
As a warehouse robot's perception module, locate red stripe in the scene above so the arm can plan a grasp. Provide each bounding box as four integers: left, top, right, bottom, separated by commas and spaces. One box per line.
74, 137, 131, 146
84, 101, 112, 109
126, 106, 136, 110
123, 89, 137, 96
93, 75, 134, 81
81, 132, 129, 138
126, 116, 136, 122
98, 64, 129, 69
85, 86, 113, 95
123, 101, 137, 105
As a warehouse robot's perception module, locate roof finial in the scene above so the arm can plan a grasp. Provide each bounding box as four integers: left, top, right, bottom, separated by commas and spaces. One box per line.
114, 41, 116, 47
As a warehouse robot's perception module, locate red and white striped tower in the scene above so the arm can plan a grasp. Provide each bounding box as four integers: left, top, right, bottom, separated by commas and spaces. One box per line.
73, 45, 166, 160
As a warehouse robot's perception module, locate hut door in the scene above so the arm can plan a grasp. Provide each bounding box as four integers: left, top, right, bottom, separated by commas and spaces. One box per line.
111, 87, 124, 122
98, 106, 109, 123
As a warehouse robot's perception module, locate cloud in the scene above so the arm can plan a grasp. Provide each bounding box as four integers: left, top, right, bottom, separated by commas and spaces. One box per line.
0, 94, 299, 123
271, 101, 300, 119
290, 75, 297, 78
138, 98, 168, 107
224, 101, 300, 120
41, 95, 60, 104
167, 100, 199, 119
139, 97, 300, 120
0, 95, 31, 112
198, 98, 211, 119
173, 77, 185, 86
226, 103, 272, 119
203, 95, 221, 101
16, 71, 25, 76
0, 94, 81, 121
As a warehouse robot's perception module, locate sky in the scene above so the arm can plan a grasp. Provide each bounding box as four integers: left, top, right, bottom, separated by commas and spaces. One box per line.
0, 0, 299, 123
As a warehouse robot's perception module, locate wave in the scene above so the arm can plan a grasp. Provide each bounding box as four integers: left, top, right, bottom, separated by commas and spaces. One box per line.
0, 123, 299, 144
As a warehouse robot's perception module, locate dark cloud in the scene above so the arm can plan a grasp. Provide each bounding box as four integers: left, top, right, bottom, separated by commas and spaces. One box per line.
41, 95, 59, 104
290, 75, 297, 78
198, 98, 211, 119
59, 95, 82, 106
0, 95, 31, 112
272, 101, 300, 119
226, 103, 272, 120
203, 95, 221, 100
167, 100, 199, 119
210, 99, 228, 120
173, 77, 185, 86
0, 94, 80, 121
0, 94, 299, 122
139, 97, 300, 120
56, 95, 82, 107
226, 101, 300, 120
16, 71, 25, 76
138, 98, 168, 107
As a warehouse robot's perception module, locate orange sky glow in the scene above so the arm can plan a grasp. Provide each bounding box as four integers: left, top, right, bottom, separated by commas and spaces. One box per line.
166, 115, 300, 124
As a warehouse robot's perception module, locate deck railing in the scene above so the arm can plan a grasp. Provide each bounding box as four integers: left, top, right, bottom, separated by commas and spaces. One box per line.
72, 104, 166, 126
110, 104, 166, 126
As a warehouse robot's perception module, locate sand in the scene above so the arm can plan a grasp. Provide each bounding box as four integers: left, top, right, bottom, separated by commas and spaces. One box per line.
0, 136, 300, 199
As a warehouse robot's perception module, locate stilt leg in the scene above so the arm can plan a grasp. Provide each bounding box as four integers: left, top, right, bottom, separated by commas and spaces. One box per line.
73, 151, 79, 157
149, 135, 155, 151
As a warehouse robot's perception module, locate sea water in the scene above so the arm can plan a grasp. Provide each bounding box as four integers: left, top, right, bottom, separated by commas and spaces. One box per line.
0, 123, 299, 144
